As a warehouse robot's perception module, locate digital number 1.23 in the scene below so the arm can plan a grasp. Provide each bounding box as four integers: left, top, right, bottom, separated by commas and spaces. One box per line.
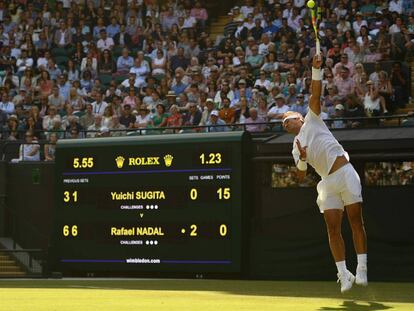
199, 153, 222, 165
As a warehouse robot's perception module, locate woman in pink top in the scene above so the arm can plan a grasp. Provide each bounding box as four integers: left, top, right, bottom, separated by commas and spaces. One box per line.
122, 88, 139, 110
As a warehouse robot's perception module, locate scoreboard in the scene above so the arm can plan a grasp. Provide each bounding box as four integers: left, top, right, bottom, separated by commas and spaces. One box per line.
50, 132, 251, 275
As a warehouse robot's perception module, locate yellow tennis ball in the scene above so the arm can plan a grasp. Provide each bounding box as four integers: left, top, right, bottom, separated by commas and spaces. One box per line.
307, 0, 315, 9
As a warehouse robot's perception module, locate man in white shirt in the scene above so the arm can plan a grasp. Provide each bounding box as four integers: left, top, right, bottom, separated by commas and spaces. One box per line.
91, 93, 108, 116
97, 29, 114, 51
183, 9, 197, 29
87, 115, 103, 138
0, 93, 15, 115
241, 0, 254, 18
16, 50, 34, 74
282, 55, 368, 293
268, 94, 289, 122
389, 0, 403, 14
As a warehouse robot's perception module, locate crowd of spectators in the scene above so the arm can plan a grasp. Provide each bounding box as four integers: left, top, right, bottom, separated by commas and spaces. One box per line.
365, 161, 414, 186
0, 0, 414, 161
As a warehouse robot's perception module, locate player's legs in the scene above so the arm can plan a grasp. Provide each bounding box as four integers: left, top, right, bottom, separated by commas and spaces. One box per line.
323, 208, 355, 292
323, 209, 345, 262
346, 202, 368, 286
345, 202, 367, 254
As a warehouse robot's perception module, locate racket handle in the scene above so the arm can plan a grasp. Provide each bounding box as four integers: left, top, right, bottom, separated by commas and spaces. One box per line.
316, 40, 320, 55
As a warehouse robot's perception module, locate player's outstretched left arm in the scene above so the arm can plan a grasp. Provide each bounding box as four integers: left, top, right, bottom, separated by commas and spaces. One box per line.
309, 55, 323, 116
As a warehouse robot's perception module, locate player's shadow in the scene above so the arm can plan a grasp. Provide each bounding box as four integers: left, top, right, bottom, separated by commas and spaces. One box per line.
320, 300, 392, 311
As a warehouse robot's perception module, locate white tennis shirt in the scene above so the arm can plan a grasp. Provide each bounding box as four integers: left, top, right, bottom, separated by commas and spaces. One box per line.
292, 109, 349, 178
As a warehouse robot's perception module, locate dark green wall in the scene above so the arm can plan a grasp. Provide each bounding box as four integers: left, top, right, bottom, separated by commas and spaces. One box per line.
2, 160, 414, 281
4, 162, 55, 250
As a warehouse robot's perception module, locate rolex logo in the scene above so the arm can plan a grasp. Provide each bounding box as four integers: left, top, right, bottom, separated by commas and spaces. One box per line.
115, 156, 125, 168
163, 154, 173, 167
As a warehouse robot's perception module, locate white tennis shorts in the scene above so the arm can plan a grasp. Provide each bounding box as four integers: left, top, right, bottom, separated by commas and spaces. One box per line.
316, 163, 362, 213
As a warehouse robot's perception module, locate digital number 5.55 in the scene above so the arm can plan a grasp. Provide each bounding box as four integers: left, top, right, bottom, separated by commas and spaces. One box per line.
73, 157, 94, 169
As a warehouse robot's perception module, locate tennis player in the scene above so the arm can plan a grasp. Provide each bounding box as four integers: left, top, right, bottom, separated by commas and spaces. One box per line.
282, 55, 367, 293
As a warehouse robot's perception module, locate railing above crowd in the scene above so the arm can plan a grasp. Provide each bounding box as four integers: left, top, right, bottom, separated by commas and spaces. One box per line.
1, 113, 413, 163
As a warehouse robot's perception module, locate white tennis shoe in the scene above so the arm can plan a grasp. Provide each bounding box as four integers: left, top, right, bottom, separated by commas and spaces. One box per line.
337, 270, 355, 293
355, 265, 368, 286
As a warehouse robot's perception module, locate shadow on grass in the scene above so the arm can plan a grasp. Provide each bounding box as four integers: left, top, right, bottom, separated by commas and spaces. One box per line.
320, 300, 393, 311
0, 280, 412, 304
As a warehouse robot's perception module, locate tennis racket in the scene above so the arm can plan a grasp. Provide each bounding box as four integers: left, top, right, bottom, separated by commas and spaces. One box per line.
309, 2, 320, 55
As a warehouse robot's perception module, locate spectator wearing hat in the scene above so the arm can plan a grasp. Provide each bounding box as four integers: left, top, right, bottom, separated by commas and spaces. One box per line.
232, 6, 245, 23
353, 12, 368, 35
134, 104, 152, 129
233, 79, 253, 102
331, 103, 347, 129
268, 94, 289, 122
206, 110, 228, 132
199, 98, 215, 126
290, 93, 308, 116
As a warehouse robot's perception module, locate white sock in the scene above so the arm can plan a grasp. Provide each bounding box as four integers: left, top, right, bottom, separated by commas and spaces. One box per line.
336, 260, 347, 275
357, 254, 367, 267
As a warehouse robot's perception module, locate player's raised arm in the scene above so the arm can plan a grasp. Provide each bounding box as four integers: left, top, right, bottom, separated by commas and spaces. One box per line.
309, 55, 323, 116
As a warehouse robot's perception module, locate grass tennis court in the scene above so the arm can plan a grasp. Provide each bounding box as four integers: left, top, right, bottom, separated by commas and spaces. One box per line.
0, 279, 413, 310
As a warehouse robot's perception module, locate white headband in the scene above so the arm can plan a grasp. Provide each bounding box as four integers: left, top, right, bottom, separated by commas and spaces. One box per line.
282, 114, 300, 124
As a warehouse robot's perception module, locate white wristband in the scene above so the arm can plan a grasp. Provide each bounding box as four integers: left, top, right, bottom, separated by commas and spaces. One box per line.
297, 159, 307, 171
312, 67, 322, 81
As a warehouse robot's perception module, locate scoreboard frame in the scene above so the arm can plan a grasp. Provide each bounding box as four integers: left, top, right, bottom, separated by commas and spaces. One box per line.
49, 132, 252, 278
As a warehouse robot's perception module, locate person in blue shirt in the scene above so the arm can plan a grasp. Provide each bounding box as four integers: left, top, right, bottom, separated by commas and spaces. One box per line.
106, 17, 120, 38
170, 74, 188, 96
206, 110, 229, 132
